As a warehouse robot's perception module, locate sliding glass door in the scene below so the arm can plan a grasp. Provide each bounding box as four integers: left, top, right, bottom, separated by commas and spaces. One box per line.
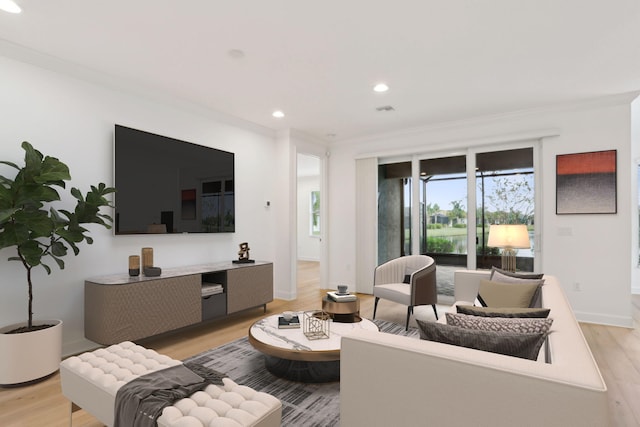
476, 148, 535, 271
378, 161, 412, 264
377, 146, 537, 274
419, 156, 468, 267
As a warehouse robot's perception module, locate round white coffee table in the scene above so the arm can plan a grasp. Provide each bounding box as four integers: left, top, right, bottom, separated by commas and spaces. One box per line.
248, 313, 378, 382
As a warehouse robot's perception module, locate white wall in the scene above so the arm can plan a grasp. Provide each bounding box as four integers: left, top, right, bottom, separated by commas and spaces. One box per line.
632, 97, 640, 294
0, 55, 282, 355
328, 94, 638, 327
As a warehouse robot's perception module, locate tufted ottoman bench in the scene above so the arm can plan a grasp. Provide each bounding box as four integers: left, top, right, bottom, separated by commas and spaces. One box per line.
156, 378, 282, 427
59, 341, 282, 427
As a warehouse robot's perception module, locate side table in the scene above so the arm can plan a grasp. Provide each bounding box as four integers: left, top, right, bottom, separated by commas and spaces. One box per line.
322, 295, 360, 323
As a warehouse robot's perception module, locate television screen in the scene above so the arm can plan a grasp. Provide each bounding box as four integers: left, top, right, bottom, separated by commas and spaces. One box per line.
114, 125, 235, 234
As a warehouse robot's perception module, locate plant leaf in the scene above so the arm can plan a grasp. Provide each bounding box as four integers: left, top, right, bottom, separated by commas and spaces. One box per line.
19, 239, 44, 267
0, 222, 29, 250
50, 241, 68, 257
0, 207, 19, 224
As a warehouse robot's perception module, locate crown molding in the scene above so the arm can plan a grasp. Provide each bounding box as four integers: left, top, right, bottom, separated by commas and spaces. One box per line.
0, 38, 276, 138
338, 91, 640, 148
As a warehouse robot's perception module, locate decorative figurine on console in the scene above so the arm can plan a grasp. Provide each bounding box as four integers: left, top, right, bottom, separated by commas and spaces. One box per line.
233, 242, 255, 264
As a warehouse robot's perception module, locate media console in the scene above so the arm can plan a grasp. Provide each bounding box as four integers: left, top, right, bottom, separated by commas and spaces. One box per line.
84, 261, 273, 345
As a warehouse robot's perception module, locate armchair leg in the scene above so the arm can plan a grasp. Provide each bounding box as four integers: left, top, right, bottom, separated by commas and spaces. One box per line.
406, 306, 413, 331
432, 304, 439, 320
373, 297, 380, 320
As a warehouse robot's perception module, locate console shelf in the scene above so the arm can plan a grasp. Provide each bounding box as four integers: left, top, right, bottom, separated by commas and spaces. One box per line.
84, 261, 273, 345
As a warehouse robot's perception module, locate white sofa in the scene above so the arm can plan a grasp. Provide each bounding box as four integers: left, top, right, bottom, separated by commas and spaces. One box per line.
340, 270, 609, 427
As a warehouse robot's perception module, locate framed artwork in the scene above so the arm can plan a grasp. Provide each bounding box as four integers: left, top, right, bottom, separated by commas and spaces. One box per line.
556, 150, 617, 214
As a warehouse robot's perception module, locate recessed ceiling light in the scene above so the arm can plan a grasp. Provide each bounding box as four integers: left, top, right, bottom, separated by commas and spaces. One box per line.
272, 110, 285, 118
376, 105, 395, 112
0, 0, 21, 13
373, 83, 389, 93
228, 49, 245, 59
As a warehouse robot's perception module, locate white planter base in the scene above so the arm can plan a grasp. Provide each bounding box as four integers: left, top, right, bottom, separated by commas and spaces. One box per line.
0, 319, 62, 386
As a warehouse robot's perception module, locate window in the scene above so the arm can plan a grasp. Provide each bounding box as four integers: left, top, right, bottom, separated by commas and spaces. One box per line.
476, 148, 534, 271
419, 156, 467, 266
378, 162, 412, 264
377, 147, 536, 272
310, 190, 320, 237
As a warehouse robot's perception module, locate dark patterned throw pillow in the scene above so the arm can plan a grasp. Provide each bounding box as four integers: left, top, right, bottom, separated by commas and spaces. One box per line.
456, 305, 550, 318
416, 319, 547, 360
446, 312, 553, 334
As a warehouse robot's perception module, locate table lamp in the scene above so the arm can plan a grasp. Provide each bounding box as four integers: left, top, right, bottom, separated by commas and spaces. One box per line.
487, 224, 531, 272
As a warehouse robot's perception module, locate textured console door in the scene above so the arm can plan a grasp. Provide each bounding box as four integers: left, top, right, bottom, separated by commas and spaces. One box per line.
84, 274, 201, 345
226, 263, 274, 314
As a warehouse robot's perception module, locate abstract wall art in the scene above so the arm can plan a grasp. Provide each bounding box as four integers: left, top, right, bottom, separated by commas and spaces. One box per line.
556, 150, 617, 214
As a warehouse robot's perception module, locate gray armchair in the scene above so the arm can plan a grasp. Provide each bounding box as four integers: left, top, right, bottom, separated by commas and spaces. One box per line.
372, 255, 438, 330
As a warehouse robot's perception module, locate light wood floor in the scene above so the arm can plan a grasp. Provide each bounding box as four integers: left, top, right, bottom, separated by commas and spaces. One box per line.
1, 261, 638, 426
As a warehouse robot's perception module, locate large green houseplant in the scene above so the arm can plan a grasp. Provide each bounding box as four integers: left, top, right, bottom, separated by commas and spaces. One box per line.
0, 141, 114, 385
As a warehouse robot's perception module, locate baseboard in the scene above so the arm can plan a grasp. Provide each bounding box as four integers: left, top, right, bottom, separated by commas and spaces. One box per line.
62, 338, 102, 358
274, 290, 297, 301
574, 310, 633, 328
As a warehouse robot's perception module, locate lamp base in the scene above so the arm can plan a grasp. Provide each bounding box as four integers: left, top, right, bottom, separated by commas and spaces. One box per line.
501, 248, 517, 272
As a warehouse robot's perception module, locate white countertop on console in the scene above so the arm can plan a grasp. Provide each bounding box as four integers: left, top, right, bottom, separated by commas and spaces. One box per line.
86, 260, 272, 285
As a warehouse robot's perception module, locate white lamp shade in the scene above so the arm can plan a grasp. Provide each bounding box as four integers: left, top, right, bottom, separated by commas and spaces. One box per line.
487, 224, 530, 249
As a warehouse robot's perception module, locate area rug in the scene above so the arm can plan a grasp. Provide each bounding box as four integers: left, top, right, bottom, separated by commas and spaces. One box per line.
184, 319, 419, 426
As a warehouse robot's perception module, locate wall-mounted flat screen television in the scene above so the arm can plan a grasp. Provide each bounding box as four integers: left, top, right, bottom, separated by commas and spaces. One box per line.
114, 125, 235, 234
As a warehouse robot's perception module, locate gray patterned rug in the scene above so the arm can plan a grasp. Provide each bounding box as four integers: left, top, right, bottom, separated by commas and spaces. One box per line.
184, 319, 419, 426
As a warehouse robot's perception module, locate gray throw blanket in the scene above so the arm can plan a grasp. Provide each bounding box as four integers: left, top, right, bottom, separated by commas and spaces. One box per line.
114, 362, 226, 427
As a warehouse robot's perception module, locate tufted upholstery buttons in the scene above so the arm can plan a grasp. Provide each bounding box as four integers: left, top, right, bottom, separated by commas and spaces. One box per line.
157, 378, 281, 427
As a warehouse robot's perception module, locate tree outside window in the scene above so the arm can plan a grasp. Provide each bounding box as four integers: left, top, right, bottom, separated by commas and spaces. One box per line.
310, 191, 320, 236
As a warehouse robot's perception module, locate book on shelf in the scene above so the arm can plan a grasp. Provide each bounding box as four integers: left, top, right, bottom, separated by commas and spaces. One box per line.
201, 282, 224, 296
278, 315, 301, 329
327, 291, 357, 302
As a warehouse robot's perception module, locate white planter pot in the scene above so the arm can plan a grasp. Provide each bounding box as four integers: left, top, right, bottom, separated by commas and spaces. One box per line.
0, 319, 62, 386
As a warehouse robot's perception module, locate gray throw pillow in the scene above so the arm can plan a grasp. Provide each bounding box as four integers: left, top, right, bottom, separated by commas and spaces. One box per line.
445, 312, 553, 334
416, 319, 546, 360
456, 305, 550, 318
490, 267, 544, 280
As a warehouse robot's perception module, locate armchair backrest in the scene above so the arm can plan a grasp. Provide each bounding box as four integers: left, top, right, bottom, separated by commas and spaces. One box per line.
374, 255, 435, 286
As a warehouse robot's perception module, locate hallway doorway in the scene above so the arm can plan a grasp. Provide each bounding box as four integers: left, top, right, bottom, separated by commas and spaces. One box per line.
296, 153, 322, 293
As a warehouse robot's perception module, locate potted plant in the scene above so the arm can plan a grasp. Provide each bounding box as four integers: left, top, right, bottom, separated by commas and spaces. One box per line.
0, 141, 114, 386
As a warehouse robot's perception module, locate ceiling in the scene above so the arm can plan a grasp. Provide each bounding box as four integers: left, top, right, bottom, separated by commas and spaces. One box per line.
1, 1, 639, 143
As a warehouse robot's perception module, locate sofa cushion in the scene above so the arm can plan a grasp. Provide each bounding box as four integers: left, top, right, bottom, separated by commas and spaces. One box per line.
445, 312, 553, 334
477, 279, 540, 308
490, 267, 544, 280
456, 305, 550, 318
489, 269, 545, 307
416, 320, 546, 360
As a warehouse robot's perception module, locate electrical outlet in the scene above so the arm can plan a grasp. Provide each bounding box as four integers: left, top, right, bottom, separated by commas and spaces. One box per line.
573, 282, 581, 292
